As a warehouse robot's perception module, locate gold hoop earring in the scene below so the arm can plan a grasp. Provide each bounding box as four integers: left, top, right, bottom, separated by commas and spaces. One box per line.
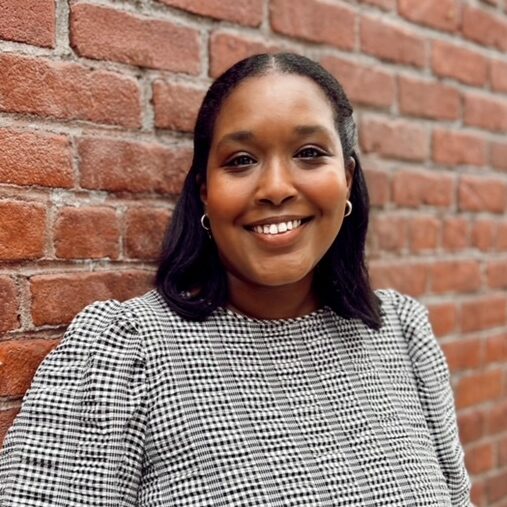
344, 200, 352, 217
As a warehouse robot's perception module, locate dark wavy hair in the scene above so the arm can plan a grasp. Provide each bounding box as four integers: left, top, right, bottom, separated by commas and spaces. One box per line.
156, 52, 381, 329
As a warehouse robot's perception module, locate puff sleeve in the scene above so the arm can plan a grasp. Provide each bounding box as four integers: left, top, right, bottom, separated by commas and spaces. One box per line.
393, 291, 472, 506
0, 300, 148, 506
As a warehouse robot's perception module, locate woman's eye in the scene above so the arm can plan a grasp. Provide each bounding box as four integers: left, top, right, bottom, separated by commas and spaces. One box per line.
226, 154, 256, 167
296, 147, 326, 159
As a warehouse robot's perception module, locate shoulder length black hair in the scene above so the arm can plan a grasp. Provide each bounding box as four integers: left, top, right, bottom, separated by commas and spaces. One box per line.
156, 52, 381, 329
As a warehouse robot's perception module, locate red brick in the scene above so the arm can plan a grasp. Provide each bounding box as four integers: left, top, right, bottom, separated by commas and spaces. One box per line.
369, 260, 429, 296
153, 81, 205, 133
360, 116, 429, 162
491, 141, 507, 172
459, 175, 507, 214
372, 215, 406, 253
486, 471, 507, 503
209, 32, 275, 78
442, 217, 469, 251
458, 410, 486, 444
71, 4, 200, 74
363, 165, 390, 207
392, 169, 454, 208
78, 138, 191, 195
485, 333, 507, 365
491, 59, 507, 94
0, 54, 141, 128
428, 302, 458, 337
398, 0, 461, 32
0, 202, 46, 261
30, 271, 154, 326
270, 0, 355, 50
0, 0, 55, 47
465, 93, 507, 133
408, 216, 440, 253
399, 76, 460, 120
360, 15, 426, 68
157, 0, 263, 26
0, 339, 60, 397
488, 260, 507, 289
499, 435, 507, 467
125, 207, 171, 260
462, 5, 507, 51
432, 129, 487, 167
0, 407, 20, 446
497, 221, 507, 251
358, 0, 394, 10
54, 207, 120, 260
0, 129, 73, 188
465, 442, 495, 475
432, 40, 488, 87
431, 260, 481, 294
442, 339, 482, 373
321, 56, 395, 110
461, 296, 506, 333
470, 480, 486, 507
472, 219, 497, 252
0, 277, 19, 333
456, 369, 503, 408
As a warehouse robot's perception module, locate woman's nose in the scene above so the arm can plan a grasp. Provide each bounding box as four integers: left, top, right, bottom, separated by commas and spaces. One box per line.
254, 159, 297, 206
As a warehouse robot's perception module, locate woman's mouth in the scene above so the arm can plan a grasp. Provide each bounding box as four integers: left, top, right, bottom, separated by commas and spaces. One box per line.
246, 217, 312, 236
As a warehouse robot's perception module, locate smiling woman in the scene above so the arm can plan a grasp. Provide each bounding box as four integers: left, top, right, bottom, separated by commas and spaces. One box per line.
0, 54, 472, 506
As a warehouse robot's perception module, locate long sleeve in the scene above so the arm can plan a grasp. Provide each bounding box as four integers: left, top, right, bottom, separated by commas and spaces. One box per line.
0, 300, 148, 507
393, 292, 472, 506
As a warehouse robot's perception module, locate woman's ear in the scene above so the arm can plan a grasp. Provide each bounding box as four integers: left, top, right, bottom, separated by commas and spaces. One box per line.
197, 175, 208, 207
346, 156, 356, 191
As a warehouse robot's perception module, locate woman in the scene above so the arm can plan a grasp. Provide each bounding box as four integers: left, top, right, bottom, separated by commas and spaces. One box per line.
0, 53, 471, 506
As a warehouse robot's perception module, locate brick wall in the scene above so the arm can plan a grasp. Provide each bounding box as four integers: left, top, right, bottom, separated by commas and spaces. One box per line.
0, 0, 506, 504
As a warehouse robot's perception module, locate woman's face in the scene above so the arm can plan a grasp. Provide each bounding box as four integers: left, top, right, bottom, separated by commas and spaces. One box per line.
202, 72, 353, 292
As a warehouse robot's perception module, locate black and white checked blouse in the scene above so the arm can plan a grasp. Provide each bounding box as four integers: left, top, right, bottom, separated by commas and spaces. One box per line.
0, 289, 471, 506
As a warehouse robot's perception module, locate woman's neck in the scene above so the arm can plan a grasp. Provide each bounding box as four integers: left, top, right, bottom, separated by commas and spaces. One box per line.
226, 274, 320, 320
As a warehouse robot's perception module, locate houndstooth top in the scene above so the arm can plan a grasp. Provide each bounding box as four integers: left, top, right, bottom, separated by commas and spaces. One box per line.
0, 289, 471, 506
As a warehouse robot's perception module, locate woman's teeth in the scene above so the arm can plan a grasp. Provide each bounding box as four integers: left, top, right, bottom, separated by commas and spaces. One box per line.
252, 219, 302, 235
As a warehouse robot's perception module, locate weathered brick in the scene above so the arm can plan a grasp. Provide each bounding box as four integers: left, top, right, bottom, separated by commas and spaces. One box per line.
125, 207, 171, 260
461, 296, 506, 333
442, 217, 469, 251
270, 0, 355, 50
153, 81, 205, 132
0, 407, 20, 447
464, 92, 507, 133
78, 138, 191, 195
369, 260, 429, 296
462, 5, 507, 51
399, 76, 460, 120
428, 302, 457, 337
432, 40, 488, 86
432, 129, 487, 167
486, 470, 507, 503
321, 56, 395, 109
497, 221, 507, 251
431, 260, 482, 294
0, 277, 19, 333
0, 0, 55, 47
491, 141, 507, 171
456, 370, 503, 408
360, 15, 426, 68
441, 339, 482, 373
472, 219, 497, 252
54, 207, 120, 260
0, 54, 141, 128
408, 215, 440, 253
491, 59, 507, 94
459, 175, 507, 214
0, 202, 46, 261
465, 442, 495, 475
392, 169, 454, 208
358, 0, 394, 9
487, 259, 507, 289
30, 271, 154, 326
360, 116, 430, 162
0, 129, 73, 188
209, 32, 275, 78
363, 165, 390, 207
458, 409, 486, 444
371, 215, 406, 253
0, 339, 60, 397
157, 0, 263, 26
398, 0, 461, 32
71, 4, 200, 74
485, 333, 507, 365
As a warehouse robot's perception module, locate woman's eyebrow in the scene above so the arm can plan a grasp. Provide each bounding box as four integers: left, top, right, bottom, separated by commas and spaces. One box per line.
216, 130, 255, 149
293, 125, 333, 137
